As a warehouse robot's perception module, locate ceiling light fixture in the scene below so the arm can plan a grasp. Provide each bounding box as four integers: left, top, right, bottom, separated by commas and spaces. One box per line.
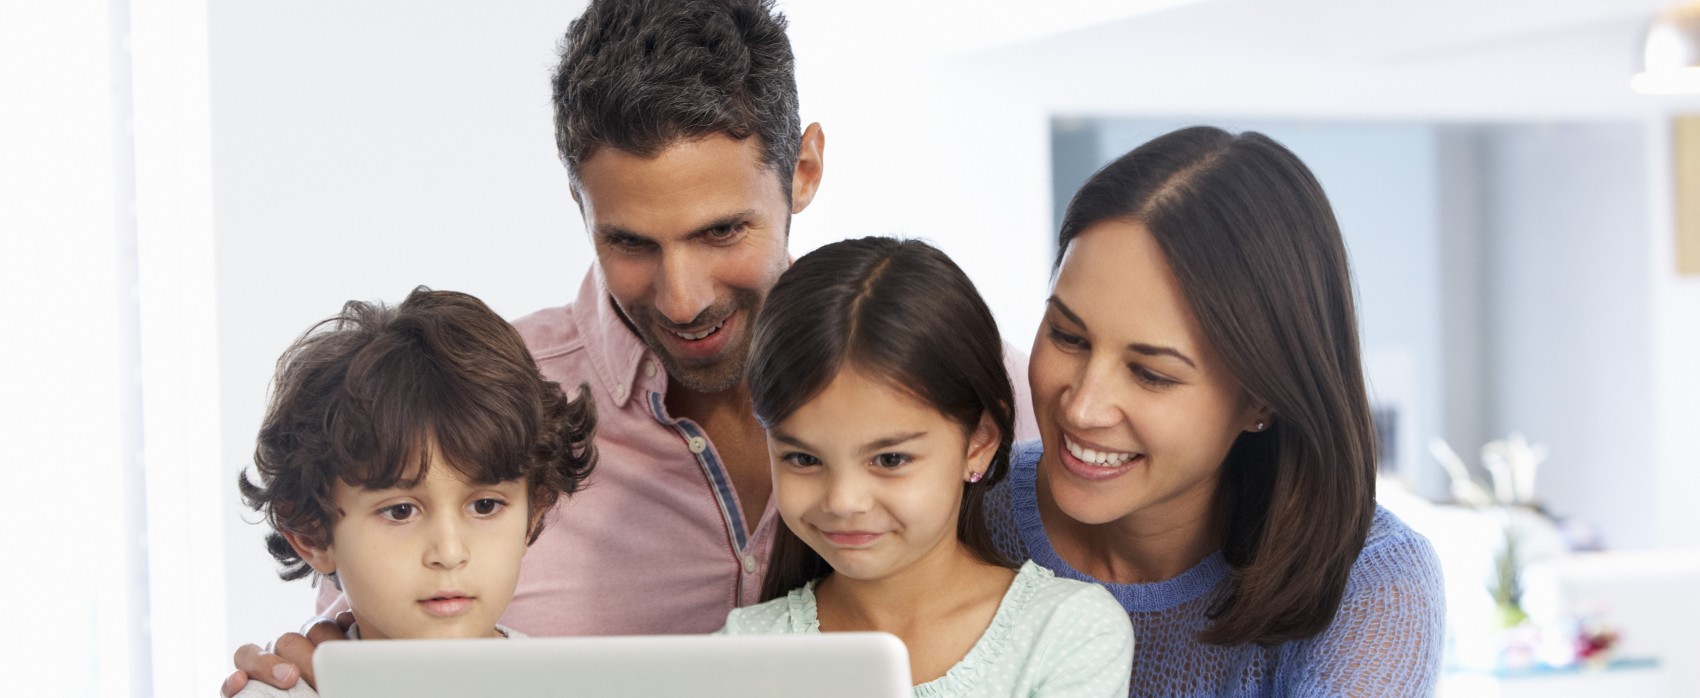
1635, 2, 1700, 94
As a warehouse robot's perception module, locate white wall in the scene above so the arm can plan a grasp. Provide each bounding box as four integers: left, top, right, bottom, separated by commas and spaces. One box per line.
0, 1, 141, 695
1477, 124, 1656, 548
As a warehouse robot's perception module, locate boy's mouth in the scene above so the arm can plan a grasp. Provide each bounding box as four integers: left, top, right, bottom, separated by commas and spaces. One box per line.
418, 592, 476, 618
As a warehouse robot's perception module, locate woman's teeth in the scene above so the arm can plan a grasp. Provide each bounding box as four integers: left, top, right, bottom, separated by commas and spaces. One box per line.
1065, 435, 1137, 467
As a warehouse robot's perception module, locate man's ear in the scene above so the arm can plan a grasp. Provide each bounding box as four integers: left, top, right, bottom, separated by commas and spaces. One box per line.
281, 528, 337, 575
963, 411, 1000, 478
789, 122, 825, 214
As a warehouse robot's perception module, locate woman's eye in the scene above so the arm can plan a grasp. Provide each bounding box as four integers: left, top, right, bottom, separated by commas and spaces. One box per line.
782, 452, 821, 467
873, 453, 911, 469
1047, 325, 1087, 351
1131, 365, 1178, 388
470, 499, 505, 516
379, 503, 417, 522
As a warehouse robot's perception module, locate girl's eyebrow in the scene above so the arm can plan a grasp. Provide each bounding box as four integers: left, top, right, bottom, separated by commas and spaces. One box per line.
770, 431, 928, 452
860, 432, 925, 452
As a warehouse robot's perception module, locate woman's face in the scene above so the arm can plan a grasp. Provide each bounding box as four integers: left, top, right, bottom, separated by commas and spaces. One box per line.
1030, 219, 1264, 527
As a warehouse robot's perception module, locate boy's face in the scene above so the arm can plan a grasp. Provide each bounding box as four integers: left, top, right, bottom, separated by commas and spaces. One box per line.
289, 457, 532, 640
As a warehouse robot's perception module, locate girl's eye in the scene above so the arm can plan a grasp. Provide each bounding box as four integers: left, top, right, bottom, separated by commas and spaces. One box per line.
782, 452, 821, 468
470, 498, 506, 517
379, 503, 417, 522
1047, 324, 1087, 351
1131, 365, 1178, 388
873, 453, 911, 469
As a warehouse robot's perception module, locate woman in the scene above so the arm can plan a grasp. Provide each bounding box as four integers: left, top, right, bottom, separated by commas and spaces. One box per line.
986, 126, 1444, 696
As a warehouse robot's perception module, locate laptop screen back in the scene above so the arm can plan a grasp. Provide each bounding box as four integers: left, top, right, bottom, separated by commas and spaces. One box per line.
316, 632, 911, 698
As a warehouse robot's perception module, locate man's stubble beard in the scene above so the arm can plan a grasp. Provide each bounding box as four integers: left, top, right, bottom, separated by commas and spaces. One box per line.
631, 287, 763, 395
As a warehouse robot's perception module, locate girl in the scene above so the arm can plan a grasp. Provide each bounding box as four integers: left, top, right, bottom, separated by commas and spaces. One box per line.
985, 126, 1445, 695
720, 237, 1134, 696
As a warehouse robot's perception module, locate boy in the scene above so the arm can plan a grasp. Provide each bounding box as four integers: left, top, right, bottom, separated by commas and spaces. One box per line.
235, 288, 596, 696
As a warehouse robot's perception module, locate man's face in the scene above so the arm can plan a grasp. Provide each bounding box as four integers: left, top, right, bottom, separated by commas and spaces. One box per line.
575, 132, 819, 394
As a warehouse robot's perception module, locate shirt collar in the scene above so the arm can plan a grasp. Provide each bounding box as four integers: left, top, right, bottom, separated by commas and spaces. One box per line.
572, 264, 656, 410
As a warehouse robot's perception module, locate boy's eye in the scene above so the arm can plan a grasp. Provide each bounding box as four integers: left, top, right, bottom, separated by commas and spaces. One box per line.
379, 503, 417, 522
781, 452, 821, 468
470, 498, 506, 516
873, 453, 911, 469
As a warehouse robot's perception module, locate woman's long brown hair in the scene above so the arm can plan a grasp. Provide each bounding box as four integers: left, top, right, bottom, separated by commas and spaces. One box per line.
1057, 126, 1378, 645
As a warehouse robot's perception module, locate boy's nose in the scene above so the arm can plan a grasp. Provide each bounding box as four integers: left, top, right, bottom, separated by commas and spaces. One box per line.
424, 518, 469, 569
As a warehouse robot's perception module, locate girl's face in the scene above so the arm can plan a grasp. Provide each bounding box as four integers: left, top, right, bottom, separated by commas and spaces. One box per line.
767, 366, 998, 584
1030, 219, 1264, 528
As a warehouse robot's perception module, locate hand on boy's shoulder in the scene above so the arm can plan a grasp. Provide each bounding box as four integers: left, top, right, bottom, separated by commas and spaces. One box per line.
221, 614, 352, 697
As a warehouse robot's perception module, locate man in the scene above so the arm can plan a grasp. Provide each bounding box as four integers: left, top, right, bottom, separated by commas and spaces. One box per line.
224, 1, 1030, 692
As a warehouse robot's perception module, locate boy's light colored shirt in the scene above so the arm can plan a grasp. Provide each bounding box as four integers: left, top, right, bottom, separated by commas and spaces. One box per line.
317, 265, 1038, 635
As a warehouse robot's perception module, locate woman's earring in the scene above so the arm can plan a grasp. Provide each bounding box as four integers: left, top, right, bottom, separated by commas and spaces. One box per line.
1253, 421, 1267, 432
968, 471, 983, 483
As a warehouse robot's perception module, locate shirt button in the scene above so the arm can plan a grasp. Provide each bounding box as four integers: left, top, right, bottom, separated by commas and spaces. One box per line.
687, 436, 708, 454
743, 554, 757, 573
643, 361, 657, 378
613, 384, 627, 401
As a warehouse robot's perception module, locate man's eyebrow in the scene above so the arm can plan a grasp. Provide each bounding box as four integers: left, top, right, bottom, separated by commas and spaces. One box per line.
594, 211, 759, 242
1047, 296, 1197, 369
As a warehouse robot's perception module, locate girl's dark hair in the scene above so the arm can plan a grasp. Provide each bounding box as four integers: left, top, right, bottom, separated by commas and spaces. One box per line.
749, 237, 1018, 601
1058, 126, 1377, 646
238, 287, 598, 582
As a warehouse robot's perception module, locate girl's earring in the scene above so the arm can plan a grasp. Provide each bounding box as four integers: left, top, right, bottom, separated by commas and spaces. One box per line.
968, 471, 983, 483
1253, 420, 1267, 432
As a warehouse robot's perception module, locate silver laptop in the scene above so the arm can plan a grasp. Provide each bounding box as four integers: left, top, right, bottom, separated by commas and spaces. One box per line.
315, 632, 912, 698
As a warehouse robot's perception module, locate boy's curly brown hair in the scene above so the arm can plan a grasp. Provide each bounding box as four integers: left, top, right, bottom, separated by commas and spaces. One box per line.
238, 287, 597, 582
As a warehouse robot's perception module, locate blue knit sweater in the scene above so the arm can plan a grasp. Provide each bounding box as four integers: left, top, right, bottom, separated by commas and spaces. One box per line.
985, 441, 1445, 697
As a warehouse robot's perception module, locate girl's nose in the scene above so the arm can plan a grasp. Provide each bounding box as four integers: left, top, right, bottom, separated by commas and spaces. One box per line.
822, 470, 873, 517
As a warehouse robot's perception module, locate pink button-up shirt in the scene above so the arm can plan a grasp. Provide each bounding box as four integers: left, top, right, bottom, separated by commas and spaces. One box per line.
319, 265, 1035, 635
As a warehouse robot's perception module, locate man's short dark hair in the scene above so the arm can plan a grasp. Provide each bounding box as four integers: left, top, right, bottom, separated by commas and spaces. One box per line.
238, 288, 597, 582
552, 0, 801, 196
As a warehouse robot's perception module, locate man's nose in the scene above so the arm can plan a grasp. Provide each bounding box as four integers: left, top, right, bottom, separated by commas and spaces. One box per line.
655, 250, 715, 325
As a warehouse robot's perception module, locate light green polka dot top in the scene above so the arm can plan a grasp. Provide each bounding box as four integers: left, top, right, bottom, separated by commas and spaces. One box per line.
719, 561, 1134, 697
